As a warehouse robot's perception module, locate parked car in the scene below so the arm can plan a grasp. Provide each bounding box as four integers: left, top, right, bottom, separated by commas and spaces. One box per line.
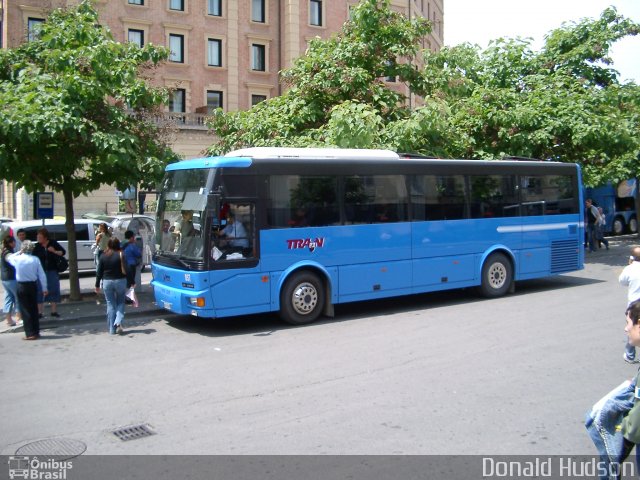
109, 214, 156, 266
81, 212, 117, 223
1, 219, 102, 271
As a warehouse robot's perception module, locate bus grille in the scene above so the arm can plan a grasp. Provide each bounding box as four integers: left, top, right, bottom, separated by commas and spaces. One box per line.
550, 240, 579, 273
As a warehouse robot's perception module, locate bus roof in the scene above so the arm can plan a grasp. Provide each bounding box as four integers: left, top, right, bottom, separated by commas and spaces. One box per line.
165, 156, 252, 171
225, 147, 400, 160
165, 148, 577, 174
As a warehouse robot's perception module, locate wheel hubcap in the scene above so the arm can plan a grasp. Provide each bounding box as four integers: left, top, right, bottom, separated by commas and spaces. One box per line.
488, 263, 507, 289
291, 282, 318, 315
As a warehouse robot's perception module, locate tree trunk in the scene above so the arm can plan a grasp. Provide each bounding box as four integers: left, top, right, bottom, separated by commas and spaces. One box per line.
63, 189, 82, 301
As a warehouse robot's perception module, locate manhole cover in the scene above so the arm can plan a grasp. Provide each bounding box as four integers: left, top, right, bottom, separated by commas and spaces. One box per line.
16, 438, 86, 459
112, 423, 156, 441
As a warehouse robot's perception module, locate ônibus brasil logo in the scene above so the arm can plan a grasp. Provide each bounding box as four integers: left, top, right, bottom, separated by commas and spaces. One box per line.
286, 238, 325, 252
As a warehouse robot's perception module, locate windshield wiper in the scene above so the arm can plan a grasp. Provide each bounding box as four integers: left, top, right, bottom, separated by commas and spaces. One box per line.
156, 252, 192, 270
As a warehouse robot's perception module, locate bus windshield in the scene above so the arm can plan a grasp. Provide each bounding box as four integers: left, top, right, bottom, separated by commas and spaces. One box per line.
155, 168, 212, 262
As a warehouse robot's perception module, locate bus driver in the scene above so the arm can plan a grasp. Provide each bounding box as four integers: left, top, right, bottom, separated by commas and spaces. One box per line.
216, 212, 249, 250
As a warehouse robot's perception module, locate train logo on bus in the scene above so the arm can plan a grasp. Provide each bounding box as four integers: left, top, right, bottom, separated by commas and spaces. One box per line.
286, 238, 325, 252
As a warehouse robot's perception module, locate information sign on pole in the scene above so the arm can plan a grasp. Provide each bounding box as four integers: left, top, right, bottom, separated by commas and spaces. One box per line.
34, 192, 54, 220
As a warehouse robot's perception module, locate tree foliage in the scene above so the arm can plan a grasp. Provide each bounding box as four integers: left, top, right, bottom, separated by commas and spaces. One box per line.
206, 1, 640, 188
0, 0, 178, 299
0, 0, 176, 194
420, 7, 640, 186
206, 0, 431, 154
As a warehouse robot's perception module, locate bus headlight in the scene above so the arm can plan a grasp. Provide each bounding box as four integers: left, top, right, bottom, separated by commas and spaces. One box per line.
188, 297, 206, 307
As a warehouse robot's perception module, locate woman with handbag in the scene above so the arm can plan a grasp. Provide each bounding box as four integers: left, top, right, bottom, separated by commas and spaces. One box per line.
95, 237, 127, 335
33, 227, 65, 318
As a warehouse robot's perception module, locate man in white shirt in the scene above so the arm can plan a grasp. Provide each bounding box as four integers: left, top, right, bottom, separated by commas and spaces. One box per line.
7, 240, 48, 340
14, 229, 26, 252
217, 213, 249, 249
620, 247, 640, 363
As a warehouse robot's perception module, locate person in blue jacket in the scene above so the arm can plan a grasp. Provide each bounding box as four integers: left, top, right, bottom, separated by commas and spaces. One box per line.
122, 230, 142, 290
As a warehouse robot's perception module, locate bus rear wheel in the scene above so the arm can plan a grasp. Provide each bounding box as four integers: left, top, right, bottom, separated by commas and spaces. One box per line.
479, 253, 513, 298
279, 271, 325, 325
630, 216, 637, 234
613, 217, 625, 235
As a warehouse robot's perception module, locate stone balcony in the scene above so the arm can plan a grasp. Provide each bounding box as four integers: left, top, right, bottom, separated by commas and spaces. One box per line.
127, 110, 210, 130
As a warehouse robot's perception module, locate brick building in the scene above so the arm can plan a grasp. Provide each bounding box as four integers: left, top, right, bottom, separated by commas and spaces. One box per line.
0, 0, 444, 220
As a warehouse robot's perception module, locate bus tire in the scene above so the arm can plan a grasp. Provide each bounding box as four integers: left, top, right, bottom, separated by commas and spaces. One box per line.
479, 253, 513, 298
629, 216, 637, 234
279, 271, 325, 325
613, 217, 625, 235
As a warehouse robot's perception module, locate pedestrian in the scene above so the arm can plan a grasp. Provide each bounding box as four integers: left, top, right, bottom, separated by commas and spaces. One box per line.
95, 237, 127, 335
14, 229, 26, 252
596, 207, 609, 250
94, 222, 111, 265
1, 235, 20, 327
585, 198, 602, 253
33, 227, 65, 318
621, 300, 640, 459
123, 230, 141, 291
620, 247, 640, 363
6, 240, 48, 340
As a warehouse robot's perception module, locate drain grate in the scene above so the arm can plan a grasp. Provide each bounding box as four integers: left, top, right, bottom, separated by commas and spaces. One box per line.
112, 423, 156, 441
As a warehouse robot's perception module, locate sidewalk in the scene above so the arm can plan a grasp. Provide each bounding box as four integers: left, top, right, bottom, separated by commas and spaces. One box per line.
0, 283, 164, 334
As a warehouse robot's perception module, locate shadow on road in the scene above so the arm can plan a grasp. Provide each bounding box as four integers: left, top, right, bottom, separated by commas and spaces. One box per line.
583, 234, 639, 267
163, 273, 602, 338
40, 316, 161, 338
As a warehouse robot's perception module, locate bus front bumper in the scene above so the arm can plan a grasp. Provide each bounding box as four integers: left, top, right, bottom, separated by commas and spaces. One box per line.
152, 281, 215, 317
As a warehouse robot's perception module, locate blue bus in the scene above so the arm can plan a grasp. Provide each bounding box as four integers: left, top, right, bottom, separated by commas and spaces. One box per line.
585, 179, 637, 235
151, 148, 584, 325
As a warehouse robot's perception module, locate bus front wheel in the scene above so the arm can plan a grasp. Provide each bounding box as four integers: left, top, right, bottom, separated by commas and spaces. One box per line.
479, 253, 513, 298
279, 271, 325, 325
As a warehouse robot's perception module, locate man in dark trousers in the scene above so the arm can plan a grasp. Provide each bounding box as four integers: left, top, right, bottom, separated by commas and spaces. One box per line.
6, 240, 48, 340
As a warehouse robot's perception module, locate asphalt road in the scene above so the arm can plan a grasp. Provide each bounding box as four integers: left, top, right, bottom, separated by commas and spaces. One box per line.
1, 236, 638, 460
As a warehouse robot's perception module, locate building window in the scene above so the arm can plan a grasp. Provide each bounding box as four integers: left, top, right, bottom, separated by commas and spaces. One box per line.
310, 0, 322, 26
0, 182, 4, 203
27, 18, 45, 42
251, 94, 267, 106
207, 90, 223, 112
251, 44, 266, 71
384, 60, 396, 82
169, 0, 184, 11
208, 0, 222, 16
128, 29, 144, 47
169, 34, 184, 63
207, 39, 222, 67
252, 0, 265, 23
128, 0, 144, 5
170, 89, 186, 113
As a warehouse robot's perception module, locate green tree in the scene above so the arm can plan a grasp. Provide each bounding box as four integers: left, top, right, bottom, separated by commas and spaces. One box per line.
419, 7, 640, 186
0, 1, 177, 299
207, 2, 639, 192
206, 0, 431, 154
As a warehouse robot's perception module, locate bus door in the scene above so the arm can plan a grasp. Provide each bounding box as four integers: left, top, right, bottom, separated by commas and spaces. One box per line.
208, 198, 269, 314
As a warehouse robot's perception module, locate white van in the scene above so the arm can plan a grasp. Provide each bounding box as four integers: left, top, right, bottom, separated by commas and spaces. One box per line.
2, 219, 102, 271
